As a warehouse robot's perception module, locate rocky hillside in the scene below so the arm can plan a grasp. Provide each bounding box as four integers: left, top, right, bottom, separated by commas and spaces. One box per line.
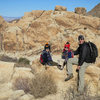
0, 5, 100, 100
87, 3, 100, 18
0, 6, 100, 57
0, 54, 100, 100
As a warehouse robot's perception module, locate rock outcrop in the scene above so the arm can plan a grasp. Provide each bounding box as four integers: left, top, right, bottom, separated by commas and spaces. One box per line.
75, 7, 87, 15
1, 9, 100, 56
55, 5, 67, 11
87, 3, 100, 18
0, 16, 7, 31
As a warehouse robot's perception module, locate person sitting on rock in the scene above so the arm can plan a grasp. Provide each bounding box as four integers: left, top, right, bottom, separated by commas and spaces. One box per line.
40, 44, 61, 68
61, 42, 74, 70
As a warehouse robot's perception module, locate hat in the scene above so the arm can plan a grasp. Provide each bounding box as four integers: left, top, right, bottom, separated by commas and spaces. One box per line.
45, 42, 49, 45
78, 35, 84, 40
65, 44, 70, 48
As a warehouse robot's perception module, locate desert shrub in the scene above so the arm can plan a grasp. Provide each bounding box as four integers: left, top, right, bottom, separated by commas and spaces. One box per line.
18, 57, 30, 65
14, 57, 30, 67
64, 83, 100, 100
0, 55, 17, 62
30, 72, 57, 98
13, 77, 31, 93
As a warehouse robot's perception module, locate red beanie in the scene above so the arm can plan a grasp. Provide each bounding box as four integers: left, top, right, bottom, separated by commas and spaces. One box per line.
65, 44, 70, 48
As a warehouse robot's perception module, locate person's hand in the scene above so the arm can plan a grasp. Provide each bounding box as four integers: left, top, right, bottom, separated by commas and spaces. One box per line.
77, 66, 80, 70
76, 66, 80, 72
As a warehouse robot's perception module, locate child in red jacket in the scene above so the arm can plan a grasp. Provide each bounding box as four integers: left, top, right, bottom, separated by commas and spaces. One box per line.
61, 42, 74, 70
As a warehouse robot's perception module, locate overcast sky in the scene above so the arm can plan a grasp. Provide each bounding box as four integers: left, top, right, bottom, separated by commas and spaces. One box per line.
0, 0, 100, 17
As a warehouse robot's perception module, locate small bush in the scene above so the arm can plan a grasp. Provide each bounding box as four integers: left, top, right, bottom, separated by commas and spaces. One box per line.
30, 72, 57, 98
13, 77, 31, 93
13, 73, 57, 98
18, 57, 30, 65
0, 55, 17, 62
14, 57, 30, 67
64, 84, 100, 100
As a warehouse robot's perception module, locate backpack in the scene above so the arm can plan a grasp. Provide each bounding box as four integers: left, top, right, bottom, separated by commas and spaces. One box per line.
40, 54, 44, 64
87, 41, 98, 62
40, 50, 52, 65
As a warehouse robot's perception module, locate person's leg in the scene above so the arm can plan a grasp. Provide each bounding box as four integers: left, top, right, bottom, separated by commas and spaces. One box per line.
49, 61, 59, 66
65, 57, 78, 81
67, 57, 78, 75
63, 61, 67, 68
78, 62, 90, 94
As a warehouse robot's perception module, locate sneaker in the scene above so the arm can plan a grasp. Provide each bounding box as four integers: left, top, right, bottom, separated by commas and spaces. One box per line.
65, 74, 73, 81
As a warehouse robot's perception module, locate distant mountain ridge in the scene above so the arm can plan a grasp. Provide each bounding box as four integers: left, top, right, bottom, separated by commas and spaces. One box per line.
87, 3, 100, 18
3, 16, 21, 22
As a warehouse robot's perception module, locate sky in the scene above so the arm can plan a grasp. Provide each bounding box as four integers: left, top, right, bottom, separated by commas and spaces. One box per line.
0, 0, 100, 17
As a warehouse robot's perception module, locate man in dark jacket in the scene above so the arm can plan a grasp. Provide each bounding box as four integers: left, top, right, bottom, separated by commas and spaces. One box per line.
64, 35, 92, 95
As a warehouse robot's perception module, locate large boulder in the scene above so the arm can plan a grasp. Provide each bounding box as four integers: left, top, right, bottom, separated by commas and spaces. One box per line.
23, 10, 44, 19
75, 7, 87, 15
3, 26, 24, 51
0, 61, 14, 83
0, 89, 13, 100
55, 5, 67, 11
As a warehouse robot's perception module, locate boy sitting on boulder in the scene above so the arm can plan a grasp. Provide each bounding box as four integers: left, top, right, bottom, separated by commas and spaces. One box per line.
40, 43, 61, 68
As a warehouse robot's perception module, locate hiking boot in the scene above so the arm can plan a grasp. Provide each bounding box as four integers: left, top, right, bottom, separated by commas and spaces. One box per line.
65, 74, 73, 81
60, 66, 64, 70
57, 65, 63, 70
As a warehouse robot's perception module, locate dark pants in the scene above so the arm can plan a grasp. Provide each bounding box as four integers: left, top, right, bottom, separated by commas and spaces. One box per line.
47, 61, 58, 66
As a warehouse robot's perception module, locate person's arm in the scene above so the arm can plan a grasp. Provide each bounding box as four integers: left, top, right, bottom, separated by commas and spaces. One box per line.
78, 45, 87, 66
74, 47, 80, 55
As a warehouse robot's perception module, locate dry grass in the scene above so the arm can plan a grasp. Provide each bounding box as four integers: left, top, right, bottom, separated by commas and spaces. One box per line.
13, 72, 57, 99
13, 77, 31, 93
18, 57, 30, 65
30, 72, 57, 98
0, 55, 17, 62
64, 83, 100, 100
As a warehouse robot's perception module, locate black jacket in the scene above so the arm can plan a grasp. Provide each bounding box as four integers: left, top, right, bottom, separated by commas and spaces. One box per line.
42, 50, 52, 64
74, 42, 92, 66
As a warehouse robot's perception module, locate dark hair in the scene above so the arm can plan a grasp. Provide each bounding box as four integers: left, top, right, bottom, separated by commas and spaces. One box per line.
66, 42, 69, 44
78, 35, 84, 40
